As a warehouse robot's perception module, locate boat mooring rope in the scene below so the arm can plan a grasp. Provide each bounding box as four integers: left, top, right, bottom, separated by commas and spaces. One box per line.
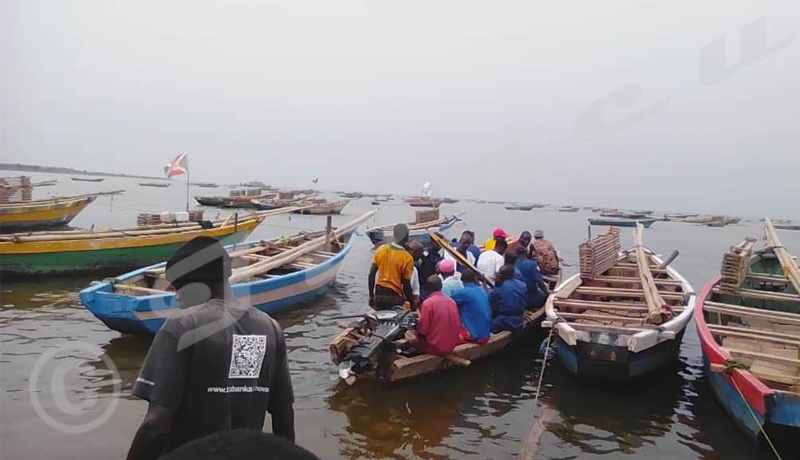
516, 325, 556, 460
723, 362, 783, 460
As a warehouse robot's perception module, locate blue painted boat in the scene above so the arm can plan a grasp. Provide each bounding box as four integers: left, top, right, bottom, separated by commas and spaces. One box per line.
80, 229, 357, 335
544, 243, 695, 380
696, 235, 800, 447
366, 213, 462, 247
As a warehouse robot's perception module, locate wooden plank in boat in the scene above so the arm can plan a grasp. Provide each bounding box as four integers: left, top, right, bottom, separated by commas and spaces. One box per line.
708, 324, 800, 342
704, 304, 800, 326
556, 312, 646, 323
575, 287, 685, 301
544, 322, 673, 337
591, 275, 682, 286
712, 287, 800, 303
709, 328, 800, 347
555, 298, 650, 311
705, 301, 800, 319
726, 347, 800, 367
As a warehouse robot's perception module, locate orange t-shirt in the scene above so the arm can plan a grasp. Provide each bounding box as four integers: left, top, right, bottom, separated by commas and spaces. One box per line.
373, 243, 414, 297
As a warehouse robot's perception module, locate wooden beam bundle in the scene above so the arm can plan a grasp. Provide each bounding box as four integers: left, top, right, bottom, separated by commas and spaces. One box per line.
765, 218, 800, 298
634, 224, 672, 325
719, 237, 757, 292
579, 228, 621, 280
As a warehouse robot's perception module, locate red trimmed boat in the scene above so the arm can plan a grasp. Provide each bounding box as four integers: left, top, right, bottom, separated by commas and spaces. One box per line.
695, 224, 800, 447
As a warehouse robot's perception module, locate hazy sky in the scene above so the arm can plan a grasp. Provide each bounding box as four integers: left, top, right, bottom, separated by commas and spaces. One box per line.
2, 1, 798, 217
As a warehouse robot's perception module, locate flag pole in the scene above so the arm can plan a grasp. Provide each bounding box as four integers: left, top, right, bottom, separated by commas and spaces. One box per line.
185, 169, 190, 212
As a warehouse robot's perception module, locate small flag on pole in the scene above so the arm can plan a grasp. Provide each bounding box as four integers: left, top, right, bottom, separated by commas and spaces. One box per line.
164, 153, 189, 178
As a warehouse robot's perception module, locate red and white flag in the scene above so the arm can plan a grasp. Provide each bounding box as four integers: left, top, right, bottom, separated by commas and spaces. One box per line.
164, 153, 189, 178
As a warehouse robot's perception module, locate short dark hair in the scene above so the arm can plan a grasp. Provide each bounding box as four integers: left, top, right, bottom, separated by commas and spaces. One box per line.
498, 264, 516, 282
161, 430, 320, 460
495, 238, 508, 249
426, 275, 443, 292
461, 268, 477, 284
166, 236, 231, 287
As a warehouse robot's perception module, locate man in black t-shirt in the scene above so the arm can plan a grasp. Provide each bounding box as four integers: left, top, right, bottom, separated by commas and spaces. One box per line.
126, 237, 295, 460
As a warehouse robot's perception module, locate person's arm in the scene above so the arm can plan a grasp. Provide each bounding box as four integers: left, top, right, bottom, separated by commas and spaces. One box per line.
268, 323, 296, 442
402, 279, 416, 311
368, 263, 378, 307
126, 403, 174, 460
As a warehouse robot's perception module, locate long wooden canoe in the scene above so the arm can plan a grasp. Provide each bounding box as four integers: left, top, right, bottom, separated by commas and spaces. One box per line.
0, 194, 99, 232
293, 199, 351, 215
588, 217, 657, 228
0, 215, 270, 276
544, 228, 695, 379
696, 226, 800, 444
366, 213, 463, 246
79, 211, 376, 334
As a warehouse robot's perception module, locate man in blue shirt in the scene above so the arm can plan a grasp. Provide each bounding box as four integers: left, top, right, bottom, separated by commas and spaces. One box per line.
489, 265, 528, 333
450, 269, 492, 344
513, 246, 550, 309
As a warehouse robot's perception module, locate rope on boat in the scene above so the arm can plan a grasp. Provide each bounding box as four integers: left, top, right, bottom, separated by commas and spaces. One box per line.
722, 361, 783, 460
516, 325, 556, 460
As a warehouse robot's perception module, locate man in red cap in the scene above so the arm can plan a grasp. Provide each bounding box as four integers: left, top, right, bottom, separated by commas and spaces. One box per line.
483, 227, 509, 252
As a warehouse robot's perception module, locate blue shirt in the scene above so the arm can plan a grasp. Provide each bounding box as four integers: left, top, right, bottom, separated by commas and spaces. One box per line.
442, 276, 464, 298
489, 278, 528, 333
450, 283, 491, 341
467, 244, 481, 265
515, 258, 544, 305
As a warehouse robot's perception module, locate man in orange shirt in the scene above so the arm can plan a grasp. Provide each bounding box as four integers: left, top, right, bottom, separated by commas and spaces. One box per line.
368, 224, 416, 311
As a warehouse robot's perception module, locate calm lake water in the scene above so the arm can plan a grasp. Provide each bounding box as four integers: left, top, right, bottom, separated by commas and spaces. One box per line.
1, 172, 798, 460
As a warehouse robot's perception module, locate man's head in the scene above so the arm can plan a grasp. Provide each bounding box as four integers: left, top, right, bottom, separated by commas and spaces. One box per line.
426, 275, 443, 294
497, 264, 516, 284
461, 268, 477, 284
166, 237, 231, 306
504, 250, 519, 267
431, 232, 444, 251
437, 259, 456, 278
514, 244, 529, 261
161, 430, 320, 460
409, 240, 424, 260
534, 230, 544, 240
458, 231, 473, 252
494, 237, 508, 255
519, 231, 532, 247
393, 223, 410, 246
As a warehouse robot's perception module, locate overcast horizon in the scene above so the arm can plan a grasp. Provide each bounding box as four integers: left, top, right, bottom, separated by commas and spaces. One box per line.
2, 1, 798, 218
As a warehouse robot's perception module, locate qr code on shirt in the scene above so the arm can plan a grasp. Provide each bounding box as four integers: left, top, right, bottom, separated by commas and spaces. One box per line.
228, 334, 267, 379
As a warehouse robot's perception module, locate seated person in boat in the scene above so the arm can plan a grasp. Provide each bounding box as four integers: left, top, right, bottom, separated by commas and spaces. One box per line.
445, 231, 477, 271
418, 233, 444, 299
450, 268, 492, 344
411, 276, 462, 357
532, 229, 559, 275
513, 245, 550, 309
483, 227, 509, 252
477, 237, 507, 285
369, 224, 416, 311
489, 264, 528, 333
507, 230, 532, 257
438, 259, 464, 298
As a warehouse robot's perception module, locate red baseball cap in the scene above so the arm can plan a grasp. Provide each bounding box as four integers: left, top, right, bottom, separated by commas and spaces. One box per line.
492, 227, 509, 239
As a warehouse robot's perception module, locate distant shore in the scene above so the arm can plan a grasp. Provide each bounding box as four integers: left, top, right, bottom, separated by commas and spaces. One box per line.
0, 163, 168, 181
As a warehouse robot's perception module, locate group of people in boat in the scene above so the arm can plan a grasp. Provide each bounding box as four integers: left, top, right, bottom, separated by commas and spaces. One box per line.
368, 223, 560, 358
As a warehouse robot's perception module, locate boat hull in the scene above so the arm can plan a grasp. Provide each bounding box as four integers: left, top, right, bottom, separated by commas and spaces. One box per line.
79, 234, 355, 334
0, 197, 97, 232
589, 218, 657, 228
0, 220, 260, 276
195, 196, 225, 206
366, 217, 459, 246
554, 328, 685, 379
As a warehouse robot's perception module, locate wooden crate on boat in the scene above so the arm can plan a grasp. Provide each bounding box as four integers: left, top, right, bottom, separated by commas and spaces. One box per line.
579, 228, 621, 280
719, 238, 757, 292
415, 208, 440, 224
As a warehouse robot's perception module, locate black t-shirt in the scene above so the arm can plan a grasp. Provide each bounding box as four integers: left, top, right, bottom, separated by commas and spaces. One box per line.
132, 299, 294, 454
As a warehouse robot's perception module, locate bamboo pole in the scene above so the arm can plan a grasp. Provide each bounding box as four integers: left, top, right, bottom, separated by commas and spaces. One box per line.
229, 210, 376, 283
633, 224, 670, 324
765, 218, 800, 297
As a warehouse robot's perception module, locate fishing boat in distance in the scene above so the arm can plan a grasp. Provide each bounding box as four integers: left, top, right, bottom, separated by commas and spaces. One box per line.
195, 196, 225, 206
506, 204, 535, 211
32, 180, 58, 187
79, 211, 376, 334
293, 199, 350, 215
366, 209, 463, 246
695, 219, 800, 444
0, 209, 299, 276
558, 206, 580, 213
407, 197, 442, 208
544, 225, 695, 379
139, 182, 171, 188
589, 217, 657, 228
71, 177, 106, 182
0, 191, 121, 232
190, 182, 219, 188
774, 224, 800, 231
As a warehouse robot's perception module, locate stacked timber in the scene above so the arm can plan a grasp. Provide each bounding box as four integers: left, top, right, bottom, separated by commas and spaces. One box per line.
137, 210, 205, 226
634, 224, 672, 325
579, 228, 621, 280
230, 188, 263, 197
718, 237, 757, 292
0, 176, 33, 203
765, 218, 800, 296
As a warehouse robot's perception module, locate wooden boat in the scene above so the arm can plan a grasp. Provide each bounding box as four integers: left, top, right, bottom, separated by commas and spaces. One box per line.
71, 177, 106, 182
0, 209, 299, 276
191, 182, 219, 188
589, 217, 657, 228
340, 192, 363, 198
0, 192, 118, 232
544, 226, 695, 379
774, 224, 800, 231
33, 180, 58, 187
558, 206, 580, 213
695, 220, 800, 444
506, 204, 535, 211
79, 211, 376, 334
195, 196, 225, 206
366, 212, 463, 246
293, 199, 350, 215
407, 197, 442, 208
221, 194, 275, 208
139, 182, 171, 188
599, 211, 651, 219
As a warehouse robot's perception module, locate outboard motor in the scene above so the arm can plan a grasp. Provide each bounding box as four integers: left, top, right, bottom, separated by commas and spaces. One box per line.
339, 309, 412, 382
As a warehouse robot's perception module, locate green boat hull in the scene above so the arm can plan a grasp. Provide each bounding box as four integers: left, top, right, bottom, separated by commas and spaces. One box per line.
0, 229, 252, 276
